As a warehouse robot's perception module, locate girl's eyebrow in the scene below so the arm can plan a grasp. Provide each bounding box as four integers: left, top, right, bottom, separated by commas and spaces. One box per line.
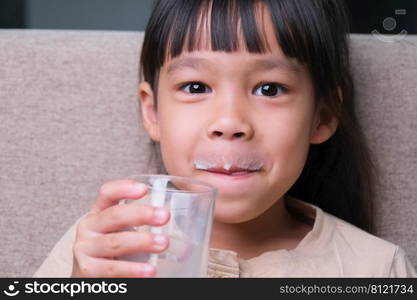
166, 56, 301, 75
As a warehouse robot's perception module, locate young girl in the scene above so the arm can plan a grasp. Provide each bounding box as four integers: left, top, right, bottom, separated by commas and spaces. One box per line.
34, 0, 416, 277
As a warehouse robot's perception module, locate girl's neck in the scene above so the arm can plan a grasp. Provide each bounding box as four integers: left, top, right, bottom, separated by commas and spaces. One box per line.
209, 196, 312, 259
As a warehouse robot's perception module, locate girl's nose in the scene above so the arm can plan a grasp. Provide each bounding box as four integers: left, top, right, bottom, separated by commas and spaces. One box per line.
206, 108, 254, 141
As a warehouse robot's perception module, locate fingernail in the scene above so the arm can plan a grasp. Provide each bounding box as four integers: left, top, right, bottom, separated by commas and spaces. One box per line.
131, 183, 146, 193
143, 264, 155, 275
154, 234, 167, 246
153, 207, 168, 222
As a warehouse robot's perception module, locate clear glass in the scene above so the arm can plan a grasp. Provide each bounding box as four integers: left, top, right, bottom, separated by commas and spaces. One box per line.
118, 174, 217, 278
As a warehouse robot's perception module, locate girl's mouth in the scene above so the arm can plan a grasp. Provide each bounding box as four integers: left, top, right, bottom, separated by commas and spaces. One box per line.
204, 169, 257, 177
193, 159, 264, 195
196, 168, 261, 196
195, 162, 263, 175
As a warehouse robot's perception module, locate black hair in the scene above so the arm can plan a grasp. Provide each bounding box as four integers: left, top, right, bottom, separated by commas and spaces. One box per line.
139, 0, 377, 233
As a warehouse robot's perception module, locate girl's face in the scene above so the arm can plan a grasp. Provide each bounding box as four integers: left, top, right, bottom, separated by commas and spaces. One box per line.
139, 9, 337, 224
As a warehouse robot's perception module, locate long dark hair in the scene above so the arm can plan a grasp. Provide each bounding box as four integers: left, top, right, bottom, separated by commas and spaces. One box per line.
139, 0, 377, 233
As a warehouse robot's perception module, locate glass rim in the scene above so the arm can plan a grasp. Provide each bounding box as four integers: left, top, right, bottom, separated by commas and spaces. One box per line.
125, 174, 217, 195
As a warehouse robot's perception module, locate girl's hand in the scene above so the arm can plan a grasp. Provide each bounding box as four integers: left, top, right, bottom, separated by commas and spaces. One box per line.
71, 180, 170, 277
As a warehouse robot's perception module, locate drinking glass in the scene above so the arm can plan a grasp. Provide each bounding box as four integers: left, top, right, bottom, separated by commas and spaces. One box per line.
119, 174, 217, 277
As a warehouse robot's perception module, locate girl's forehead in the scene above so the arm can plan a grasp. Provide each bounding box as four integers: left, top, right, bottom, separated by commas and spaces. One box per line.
162, 50, 302, 76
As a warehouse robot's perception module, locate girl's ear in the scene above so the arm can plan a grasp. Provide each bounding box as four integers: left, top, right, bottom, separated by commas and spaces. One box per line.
138, 81, 161, 142
309, 103, 339, 144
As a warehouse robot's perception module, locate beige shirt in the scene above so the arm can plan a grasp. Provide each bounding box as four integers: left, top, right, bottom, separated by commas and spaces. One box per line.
33, 197, 417, 277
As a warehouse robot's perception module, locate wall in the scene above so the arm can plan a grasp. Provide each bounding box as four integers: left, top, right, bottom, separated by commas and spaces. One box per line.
25, 0, 153, 31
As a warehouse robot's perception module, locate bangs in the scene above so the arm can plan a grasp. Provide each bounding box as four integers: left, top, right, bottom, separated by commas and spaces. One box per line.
148, 0, 304, 67
169, 0, 269, 56
141, 0, 350, 106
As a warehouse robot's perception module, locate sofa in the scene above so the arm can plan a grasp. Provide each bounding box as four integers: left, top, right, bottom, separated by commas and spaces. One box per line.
1, 29, 416, 277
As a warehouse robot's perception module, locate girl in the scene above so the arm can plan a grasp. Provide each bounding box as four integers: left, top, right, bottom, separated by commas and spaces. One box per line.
34, 0, 416, 277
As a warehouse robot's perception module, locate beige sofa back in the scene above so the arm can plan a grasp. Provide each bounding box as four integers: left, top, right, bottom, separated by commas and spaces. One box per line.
0, 30, 416, 276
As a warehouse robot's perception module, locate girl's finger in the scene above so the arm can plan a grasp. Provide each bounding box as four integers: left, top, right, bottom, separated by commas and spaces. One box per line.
76, 256, 156, 278
80, 231, 169, 258
84, 203, 169, 233
89, 180, 148, 214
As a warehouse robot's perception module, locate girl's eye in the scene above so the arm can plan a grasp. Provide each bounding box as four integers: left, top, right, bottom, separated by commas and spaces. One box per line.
179, 82, 287, 97
180, 82, 211, 94
253, 83, 287, 97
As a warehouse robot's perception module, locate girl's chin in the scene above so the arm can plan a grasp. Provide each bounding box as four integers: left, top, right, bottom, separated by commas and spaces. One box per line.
212, 199, 260, 224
